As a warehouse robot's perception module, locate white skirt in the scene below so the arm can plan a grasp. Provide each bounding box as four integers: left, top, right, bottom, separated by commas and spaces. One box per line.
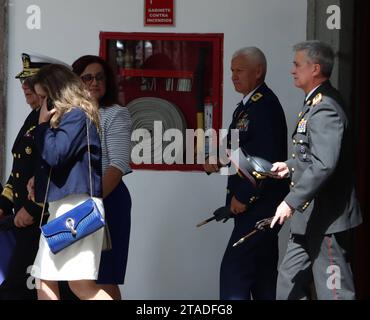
31, 194, 105, 281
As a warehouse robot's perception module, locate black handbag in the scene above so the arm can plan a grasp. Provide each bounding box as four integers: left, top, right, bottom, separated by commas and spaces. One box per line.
40, 120, 105, 255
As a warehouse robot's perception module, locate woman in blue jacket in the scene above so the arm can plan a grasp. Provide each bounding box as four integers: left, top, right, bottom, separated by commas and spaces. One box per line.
30, 64, 112, 300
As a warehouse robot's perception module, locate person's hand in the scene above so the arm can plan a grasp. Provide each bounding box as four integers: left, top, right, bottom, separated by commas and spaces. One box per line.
230, 196, 247, 215
271, 162, 290, 179
270, 201, 294, 228
0, 208, 5, 220
203, 155, 220, 173
14, 207, 34, 228
27, 176, 35, 200
39, 97, 56, 124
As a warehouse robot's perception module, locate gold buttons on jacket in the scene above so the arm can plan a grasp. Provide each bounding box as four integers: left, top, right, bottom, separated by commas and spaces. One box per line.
15, 193, 19, 198
16, 173, 20, 178
302, 201, 310, 210
249, 196, 257, 204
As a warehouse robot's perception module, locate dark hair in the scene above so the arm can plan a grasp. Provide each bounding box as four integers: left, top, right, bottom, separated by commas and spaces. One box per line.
72, 55, 119, 107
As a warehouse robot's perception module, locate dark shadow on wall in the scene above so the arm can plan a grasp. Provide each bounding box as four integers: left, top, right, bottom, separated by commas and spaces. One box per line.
352, 0, 370, 300
0, 0, 8, 181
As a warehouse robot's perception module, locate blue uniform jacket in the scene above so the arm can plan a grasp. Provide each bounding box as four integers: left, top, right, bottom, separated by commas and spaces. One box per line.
34, 108, 102, 203
227, 83, 289, 221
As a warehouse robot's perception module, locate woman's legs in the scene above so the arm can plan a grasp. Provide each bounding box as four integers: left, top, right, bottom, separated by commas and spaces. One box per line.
37, 280, 60, 300
68, 280, 113, 300
97, 284, 122, 300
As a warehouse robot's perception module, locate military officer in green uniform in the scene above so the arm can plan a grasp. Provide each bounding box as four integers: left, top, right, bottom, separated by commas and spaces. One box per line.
0, 53, 64, 299
271, 41, 363, 300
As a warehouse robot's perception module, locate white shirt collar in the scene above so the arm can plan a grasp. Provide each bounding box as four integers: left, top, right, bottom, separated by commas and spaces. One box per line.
305, 84, 321, 103
242, 84, 262, 105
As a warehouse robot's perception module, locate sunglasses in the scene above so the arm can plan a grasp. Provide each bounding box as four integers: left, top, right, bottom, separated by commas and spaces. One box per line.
20, 77, 35, 86
81, 73, 105, 84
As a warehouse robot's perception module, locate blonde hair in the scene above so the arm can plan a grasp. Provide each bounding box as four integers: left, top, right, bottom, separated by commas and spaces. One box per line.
33, 64, 100, 130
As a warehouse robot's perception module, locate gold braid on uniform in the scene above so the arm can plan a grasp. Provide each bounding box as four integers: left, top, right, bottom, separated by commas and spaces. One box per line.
2, 184, 14, 203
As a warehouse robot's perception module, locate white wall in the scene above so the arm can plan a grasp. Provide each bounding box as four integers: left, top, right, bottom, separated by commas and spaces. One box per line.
6, 0, 307, 299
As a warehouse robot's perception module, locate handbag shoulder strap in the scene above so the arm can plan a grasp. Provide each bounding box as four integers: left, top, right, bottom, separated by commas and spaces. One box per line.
86, 118, 93, 198
39, 118, 93, 228
40, 168, 52, 228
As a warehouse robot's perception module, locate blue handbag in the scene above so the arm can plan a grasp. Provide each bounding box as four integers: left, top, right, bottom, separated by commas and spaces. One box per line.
40, 120, 105, 254
41, 198, 104, 254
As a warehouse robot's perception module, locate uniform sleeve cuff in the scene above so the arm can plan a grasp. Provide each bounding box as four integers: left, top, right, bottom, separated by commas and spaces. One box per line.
234, 186, 258, 206
23, 199, 44, 220
284, 192, 311, 212
285, 159, 293, 176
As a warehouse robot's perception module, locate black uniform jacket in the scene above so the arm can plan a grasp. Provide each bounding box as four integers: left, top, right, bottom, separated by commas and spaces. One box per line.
0, 109, 43, 219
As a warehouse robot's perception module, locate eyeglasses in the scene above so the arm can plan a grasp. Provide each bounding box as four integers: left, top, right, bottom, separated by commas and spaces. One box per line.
81, 73, 105, 84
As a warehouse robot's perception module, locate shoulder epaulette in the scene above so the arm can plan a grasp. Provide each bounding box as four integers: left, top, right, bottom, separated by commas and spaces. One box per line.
312, 93, 323, 106
2, 184, 14, 203
251, 92, 263, 102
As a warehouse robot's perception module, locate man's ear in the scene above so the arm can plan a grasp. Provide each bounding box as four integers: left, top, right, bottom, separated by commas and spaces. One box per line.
312, 63, 322, 77
255, 64, 264, 81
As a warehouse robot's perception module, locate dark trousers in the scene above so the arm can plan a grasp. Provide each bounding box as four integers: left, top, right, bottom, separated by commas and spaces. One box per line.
277, 231, 356, 300
0, 225, 39, 300
0, 224, 78, 300
220, 216, 279, 300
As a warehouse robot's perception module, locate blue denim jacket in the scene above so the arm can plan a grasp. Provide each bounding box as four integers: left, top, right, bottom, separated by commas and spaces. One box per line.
34, 107, 102, 203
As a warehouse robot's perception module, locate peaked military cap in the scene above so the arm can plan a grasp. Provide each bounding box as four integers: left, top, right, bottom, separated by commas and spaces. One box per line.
15, 52, 69, 79
228, 147, 277, 185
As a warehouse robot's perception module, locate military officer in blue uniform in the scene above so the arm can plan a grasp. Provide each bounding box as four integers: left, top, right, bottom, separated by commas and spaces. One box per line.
204, 47, 289, 300
271, 41, 363, 299
0, 53, 68, 300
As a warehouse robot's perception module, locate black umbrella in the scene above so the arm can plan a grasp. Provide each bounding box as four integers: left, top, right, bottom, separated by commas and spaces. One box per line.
196, 206, 233, 228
